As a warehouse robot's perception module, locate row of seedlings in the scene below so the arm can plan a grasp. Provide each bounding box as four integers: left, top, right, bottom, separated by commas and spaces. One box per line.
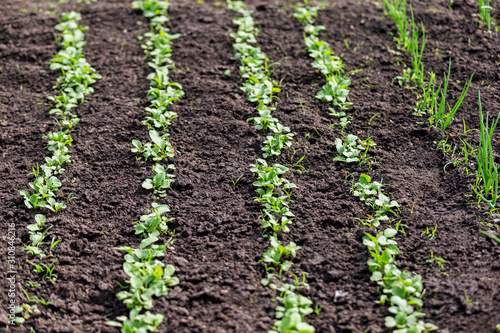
294, 3, 437, 332
382, 0, 474, 121
293, 4, 376, 166
382, 1, 499, 213
227, 1, 317, 332
351, 175, 438, 332
106, 0, 182, 331
15, 11, 101, 326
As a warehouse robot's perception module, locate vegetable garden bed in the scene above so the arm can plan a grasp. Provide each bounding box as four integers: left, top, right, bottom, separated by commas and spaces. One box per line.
0, 0, 499, 332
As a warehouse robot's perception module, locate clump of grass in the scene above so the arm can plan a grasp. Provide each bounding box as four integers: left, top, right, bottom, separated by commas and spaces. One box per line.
469, 91, 500, 211
478, 0, 493, 32
429, 60, 474, 132
383, 0, 408, 49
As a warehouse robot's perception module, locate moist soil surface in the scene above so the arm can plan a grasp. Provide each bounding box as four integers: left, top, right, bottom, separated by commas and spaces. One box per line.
1, 0, 500, 332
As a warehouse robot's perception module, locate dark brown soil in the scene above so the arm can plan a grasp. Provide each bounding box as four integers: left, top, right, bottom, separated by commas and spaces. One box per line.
1, 0, 499, 332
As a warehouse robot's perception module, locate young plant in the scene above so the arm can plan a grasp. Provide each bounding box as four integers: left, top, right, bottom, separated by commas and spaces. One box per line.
262, 129, 294, 158
363, 229, 438, 332
115, 236, 179, 311
407, 8, 427, 88
25, 215, 49, 257
429, 61, 474, 132
352, 174, 400, 226
142, 163, 175, 196
332, 134, 376, 165
270, 291, 315, 333
135, 203, 173, 236
132, 130, 175, 161
478, 0, 493, 31
470, 91, 500, 211
107, 309, 164, 332
260, 235, 301, 272
12, 304, 41, 326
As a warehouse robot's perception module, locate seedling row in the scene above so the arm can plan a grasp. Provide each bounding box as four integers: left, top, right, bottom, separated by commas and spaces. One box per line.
107, 1, 183, 331
8, 0, 500, 332
15, 11, 101, 325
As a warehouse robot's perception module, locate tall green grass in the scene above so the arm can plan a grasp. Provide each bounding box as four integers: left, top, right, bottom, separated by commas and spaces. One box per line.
478, 0, 493, 31
470, 91, 500, 211
429, 61, 474, 132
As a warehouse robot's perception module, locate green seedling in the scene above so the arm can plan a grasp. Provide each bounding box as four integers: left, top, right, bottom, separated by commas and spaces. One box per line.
248, 102, 279, 131
107, 308, 164, 332
479, 229, 500, 243
49, 237, 62, 253
260, 235, 300, 271
333, 134, 376, 165
132, 130, 175, 161
352, 174, 400, 224
313, 304, 323, 316
407, 8, 426, 88
421, 225, 437, 240
25, 215, 52, 258
231, 174, 244, 187
12, 303, 41, 326
368, 113, 380, 125
294, 1, 358, 135
26, 259, 58, 284
115, 235, 179, 311
429, 61, 474, 132
383, 0, 409, 49
413, 72, 437, 117
262, 125, 294, 158
142, 107, 178, 132
270, 291, 315, 333
25, 281, 41, 288
464, 292, 473, 306
67, 193, 79, 204
329, 108, 353, 135
135, 203, 173, 236
142, 163, 175, 196
21, 288, 53, 306
426, 251, 446, 268
469, 91, 500, 211
229, 2, 315, 331
363, 229, 438, 332
478, 0, 492, 31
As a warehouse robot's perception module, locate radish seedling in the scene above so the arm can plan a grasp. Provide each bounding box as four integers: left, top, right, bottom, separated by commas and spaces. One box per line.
25, 215, 50, 258
142, 163, 175, 196
261, 235, 300, 272
110, 2, 182, 330
107, 309, 164, 332
269, 291, 315, 333
363, 230, 437, 332
136, 203, 173, 236
262, 131, 294, 158
21, 9, 100, 214
12, 304, 40, 326
295, 3, 357, 119
229, 3, 314, 330
115, 238, 179, 311
132, 130, 175, 161
45, 131, 73, 152
352, 174, 399, 220
333, 134, 376, 165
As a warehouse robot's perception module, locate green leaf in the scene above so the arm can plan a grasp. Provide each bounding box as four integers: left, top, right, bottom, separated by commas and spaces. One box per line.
371, 271, 383, 281
385, 316, 397, 328
140, 235, 158, 249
